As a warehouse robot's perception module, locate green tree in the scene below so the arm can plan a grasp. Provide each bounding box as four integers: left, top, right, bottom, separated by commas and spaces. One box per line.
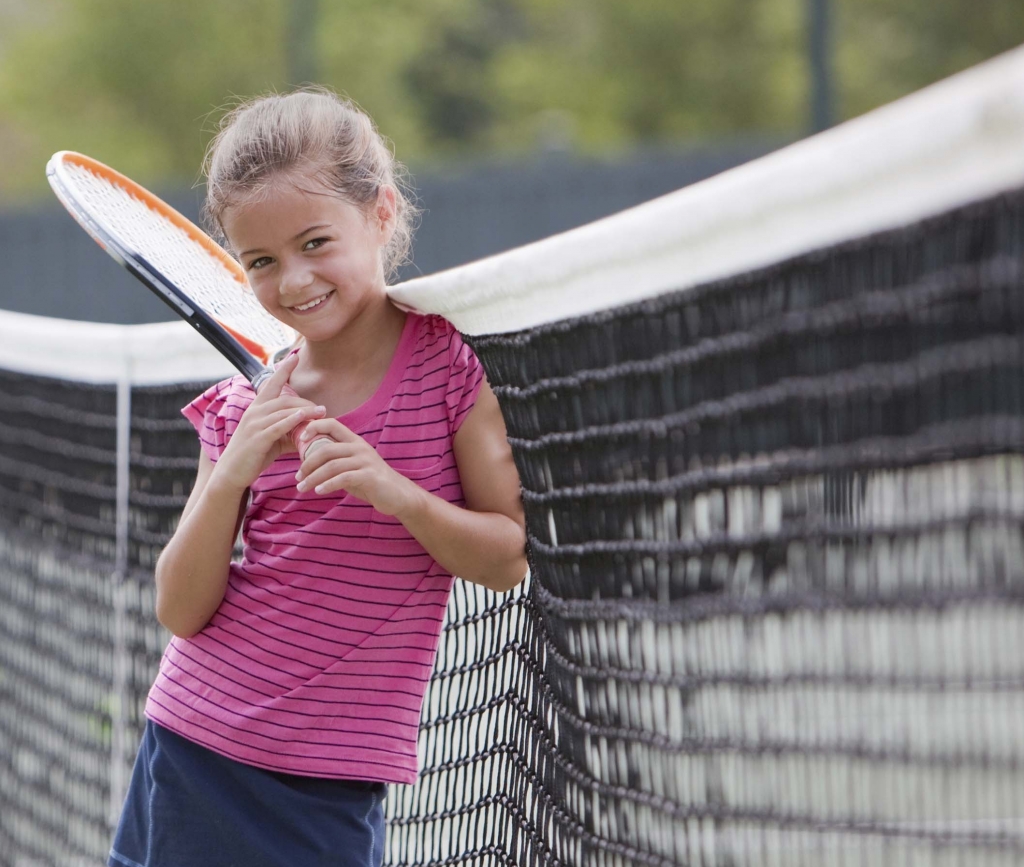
1, 0, 1022, 202
0, 0, 290, 199
487, 0, 806, 152
836, 0, 1024, 119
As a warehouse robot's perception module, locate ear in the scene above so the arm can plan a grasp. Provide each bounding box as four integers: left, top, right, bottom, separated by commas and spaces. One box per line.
374, 185, 398, 246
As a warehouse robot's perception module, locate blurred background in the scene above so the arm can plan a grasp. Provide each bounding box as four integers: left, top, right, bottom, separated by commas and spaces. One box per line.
0, 0, 1022, 322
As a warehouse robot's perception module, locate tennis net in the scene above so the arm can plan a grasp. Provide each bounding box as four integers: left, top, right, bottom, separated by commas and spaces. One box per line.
3, 44, 1024, 867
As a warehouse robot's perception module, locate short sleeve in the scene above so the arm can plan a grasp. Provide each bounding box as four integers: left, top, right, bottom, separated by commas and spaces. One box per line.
181, 375, 254, 462
444, 323, 486, 434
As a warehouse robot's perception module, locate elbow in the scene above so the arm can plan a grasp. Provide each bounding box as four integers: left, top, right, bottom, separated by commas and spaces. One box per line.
490, 554, 530, 594
154, 588, 203, 639
492, 532, 529, 593
496, 573, 528, 594
155, 609, 196, 640
463, 554, 528, 595
153, 560, 180, 635
154, 559, 205, 639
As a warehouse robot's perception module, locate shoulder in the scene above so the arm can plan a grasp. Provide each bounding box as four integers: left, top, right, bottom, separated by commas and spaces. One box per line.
184, 374, 255, 417
385, 314, 484, 435
408, 314, 479, 371
417, 316, 485, 432
411, 313, 456, 351
181, 374, 254, 459
403, 314, 482, 379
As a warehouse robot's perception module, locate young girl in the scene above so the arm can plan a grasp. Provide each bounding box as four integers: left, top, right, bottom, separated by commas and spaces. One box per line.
108, 89, 527, 867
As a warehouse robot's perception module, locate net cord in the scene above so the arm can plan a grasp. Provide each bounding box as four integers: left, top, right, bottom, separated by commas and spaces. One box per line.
0, 310, 236, 385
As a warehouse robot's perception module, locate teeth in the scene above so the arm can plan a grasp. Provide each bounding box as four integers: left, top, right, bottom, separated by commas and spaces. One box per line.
295, 293, 330, 311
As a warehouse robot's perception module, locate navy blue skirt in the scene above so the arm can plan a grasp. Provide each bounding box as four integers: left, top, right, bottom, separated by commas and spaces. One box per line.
109, 721, 387, 867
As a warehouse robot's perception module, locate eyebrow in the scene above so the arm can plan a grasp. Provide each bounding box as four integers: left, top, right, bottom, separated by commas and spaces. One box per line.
239, 224, 332, 258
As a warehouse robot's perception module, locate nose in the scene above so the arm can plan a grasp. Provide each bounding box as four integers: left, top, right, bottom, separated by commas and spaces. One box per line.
279, 260, 315, 298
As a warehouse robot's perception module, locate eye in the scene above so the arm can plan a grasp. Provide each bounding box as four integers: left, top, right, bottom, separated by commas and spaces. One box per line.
303, 237, 329, 251
247, 256, 273, 271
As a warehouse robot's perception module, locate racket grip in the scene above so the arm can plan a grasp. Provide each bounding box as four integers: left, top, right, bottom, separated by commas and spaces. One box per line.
290, 419, 333, 461
273, 382, 333, 460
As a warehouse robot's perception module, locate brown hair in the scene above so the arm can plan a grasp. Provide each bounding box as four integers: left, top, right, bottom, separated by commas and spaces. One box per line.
202, 87, 418, 282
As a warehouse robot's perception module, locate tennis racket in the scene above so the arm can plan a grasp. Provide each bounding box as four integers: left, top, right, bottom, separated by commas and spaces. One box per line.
46, 150, 330, 458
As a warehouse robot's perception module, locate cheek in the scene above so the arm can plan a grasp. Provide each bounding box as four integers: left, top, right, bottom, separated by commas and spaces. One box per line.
249, 276, 277, 305
362, 242, 387, 275
334, 249, 383, 284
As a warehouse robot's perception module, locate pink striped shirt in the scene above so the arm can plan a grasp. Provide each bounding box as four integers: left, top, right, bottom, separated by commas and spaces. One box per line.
145, 313, 484, 783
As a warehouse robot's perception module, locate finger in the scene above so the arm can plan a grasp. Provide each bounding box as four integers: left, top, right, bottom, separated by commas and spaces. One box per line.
298, 433, 334, 462
298, 417, 360, 444
295, 457, 359, 493
295, 417, 344, 443
264, 403, 325, 428
268, 405, 325, 442
303, 468, 364, 497
309, 473, 360, 496
257, 395, 322, 418
296, 442, 358, 481
254, 353, 300, 401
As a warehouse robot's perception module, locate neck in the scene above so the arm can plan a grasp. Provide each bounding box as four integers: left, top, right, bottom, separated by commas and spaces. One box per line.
300, 295, 408, 378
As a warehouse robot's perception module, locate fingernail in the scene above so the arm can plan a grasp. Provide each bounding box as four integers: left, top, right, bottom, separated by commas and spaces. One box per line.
316, 405, 326, 413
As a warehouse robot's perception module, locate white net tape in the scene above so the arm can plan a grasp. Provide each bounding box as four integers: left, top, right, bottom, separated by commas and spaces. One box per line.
390, 45, 1024, 335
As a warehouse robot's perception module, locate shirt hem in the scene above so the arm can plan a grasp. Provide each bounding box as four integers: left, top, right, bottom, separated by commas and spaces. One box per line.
144, 710, 419, 786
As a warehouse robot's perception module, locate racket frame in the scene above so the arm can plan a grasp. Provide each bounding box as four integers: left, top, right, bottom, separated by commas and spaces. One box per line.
46, 151, 279, 384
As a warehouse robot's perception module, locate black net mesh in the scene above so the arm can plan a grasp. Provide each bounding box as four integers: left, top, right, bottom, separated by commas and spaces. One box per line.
2, 187, 1024, 866
0, 374, 203, 865
455, 189, 1024, 865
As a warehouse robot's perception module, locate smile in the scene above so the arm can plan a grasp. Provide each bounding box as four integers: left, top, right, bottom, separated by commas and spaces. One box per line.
292, 291, 333, 312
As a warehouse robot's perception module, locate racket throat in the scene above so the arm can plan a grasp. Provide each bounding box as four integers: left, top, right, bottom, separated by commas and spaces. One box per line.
250, 368, 274, 391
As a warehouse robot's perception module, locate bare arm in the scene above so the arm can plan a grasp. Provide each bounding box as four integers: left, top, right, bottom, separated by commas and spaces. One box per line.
154, 451, 247, 637
393, 382, 527, 591
296, 381, 528, 592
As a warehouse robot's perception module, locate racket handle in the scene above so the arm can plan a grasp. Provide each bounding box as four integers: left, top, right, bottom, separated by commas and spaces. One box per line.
290, 419, 333, 460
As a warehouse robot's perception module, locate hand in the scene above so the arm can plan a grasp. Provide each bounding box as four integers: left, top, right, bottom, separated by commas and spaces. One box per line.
214, 354, 327, 492
294, 418, 420, 517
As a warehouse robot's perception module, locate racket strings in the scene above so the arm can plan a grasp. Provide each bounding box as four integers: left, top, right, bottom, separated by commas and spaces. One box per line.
64, 162, 294, 356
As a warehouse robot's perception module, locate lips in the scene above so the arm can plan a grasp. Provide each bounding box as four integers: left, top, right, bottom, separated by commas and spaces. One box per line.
291, 291, 334, 313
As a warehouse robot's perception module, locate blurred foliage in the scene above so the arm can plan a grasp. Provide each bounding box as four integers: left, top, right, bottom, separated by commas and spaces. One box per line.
837, 0, 1024, 116
0, 0, 1021, 201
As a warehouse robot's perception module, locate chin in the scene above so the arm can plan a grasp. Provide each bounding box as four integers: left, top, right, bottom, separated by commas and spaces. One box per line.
297, 316, 350, 343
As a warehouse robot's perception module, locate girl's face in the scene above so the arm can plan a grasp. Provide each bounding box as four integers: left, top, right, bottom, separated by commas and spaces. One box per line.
222, 177, 394, 342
